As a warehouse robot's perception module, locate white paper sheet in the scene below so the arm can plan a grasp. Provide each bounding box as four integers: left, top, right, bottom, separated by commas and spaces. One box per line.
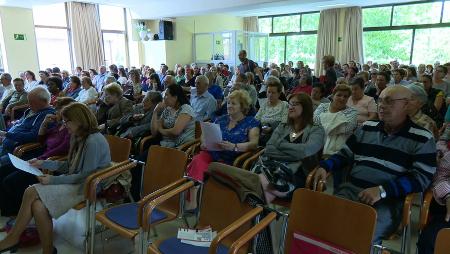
200, 122, 223, 151
8, 153, 43, 176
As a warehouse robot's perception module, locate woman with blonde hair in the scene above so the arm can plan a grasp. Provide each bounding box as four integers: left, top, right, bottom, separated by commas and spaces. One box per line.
187, 90, 260, 181
0, 102, 111, 254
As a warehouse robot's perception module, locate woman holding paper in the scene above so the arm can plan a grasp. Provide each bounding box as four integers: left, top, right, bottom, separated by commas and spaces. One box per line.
187, 90, 260, 181
0, 97, 74, 217
0, 103, 111, 254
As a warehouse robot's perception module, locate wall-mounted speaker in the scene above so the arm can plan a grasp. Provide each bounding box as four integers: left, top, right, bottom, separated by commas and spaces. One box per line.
159, 20, 173, 40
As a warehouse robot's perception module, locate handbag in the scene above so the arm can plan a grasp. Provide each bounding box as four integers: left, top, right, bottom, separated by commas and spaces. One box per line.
253, 156, 295, 193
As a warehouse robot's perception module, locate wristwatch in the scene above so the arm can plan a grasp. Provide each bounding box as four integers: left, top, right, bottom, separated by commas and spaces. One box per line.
233, 143, 238, 152
379, 185, 387, 199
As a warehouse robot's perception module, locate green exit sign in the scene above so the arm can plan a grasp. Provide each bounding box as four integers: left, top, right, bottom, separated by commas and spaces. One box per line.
14, 34, 25, 40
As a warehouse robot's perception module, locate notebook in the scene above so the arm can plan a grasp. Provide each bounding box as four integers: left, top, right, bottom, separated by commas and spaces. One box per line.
290, 231, 355, 254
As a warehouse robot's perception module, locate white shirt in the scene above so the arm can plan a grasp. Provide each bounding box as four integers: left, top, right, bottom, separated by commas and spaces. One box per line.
75, 86, 98, 104
25, 80, 39, 92
0, 84, 15, 104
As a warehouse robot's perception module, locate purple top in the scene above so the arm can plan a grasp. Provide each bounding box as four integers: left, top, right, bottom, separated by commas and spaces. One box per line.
37, 125, 71, 160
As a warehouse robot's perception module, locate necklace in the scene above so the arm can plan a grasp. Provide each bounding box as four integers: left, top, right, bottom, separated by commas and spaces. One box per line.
290, 129, 304, 142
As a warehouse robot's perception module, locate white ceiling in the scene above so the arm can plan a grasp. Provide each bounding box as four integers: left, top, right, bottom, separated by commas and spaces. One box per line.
0, 0, 418, 18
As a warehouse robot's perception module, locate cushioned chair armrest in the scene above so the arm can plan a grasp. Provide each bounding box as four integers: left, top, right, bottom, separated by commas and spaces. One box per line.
208, 206, 264, 254
242, 149, 265, 171
13, 142, 43, 157
419, 189, 433, 231
87, 161, 137, 201
139, 135, 157, 154
141, 181, 195, 231
401, 192, 417, 227
138, 178, 189, 207
227, 212, 277, 254
177, 139, 200, 152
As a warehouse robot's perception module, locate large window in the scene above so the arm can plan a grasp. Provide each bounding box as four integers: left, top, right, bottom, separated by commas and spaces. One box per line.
362, 1, 450, 65
33, 3, 72, 71
258, 12, 319, 67
99, 5, 128, 67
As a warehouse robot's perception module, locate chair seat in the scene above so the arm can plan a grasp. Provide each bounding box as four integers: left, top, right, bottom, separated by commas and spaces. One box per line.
104, 203, 167, 230
158, 237, 228, 254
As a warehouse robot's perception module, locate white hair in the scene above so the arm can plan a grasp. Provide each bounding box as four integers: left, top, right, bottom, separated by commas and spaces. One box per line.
30, 86, 51, 103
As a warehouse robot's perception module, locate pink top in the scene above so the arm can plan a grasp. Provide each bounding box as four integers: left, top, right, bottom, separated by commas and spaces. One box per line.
433, 140, 450, 205
346, 95, 377, 125
37, 125, 71, 160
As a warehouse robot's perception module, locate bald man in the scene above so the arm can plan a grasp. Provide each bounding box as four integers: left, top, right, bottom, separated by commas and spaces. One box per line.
312, 85, 436, 244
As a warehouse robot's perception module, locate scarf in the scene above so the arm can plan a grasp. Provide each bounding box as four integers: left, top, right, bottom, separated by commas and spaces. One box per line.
67, 136, 87, 174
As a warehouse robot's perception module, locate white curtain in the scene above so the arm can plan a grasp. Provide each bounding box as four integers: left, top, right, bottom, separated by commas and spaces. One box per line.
315, 9, 340, 76
68, 2, 104, 70
341, 7, 364, 66
244, 17, 258, 32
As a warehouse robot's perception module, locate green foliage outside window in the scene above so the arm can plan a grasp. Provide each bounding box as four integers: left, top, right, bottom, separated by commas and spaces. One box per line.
286, 34, 317, 67
268, 36, 285, 64
413, 28, 450, 64
273, 15, 300, 33
362, 7, 391, 27
301, 13, 320, 31
363, 30, 412, 64
258, 18, 272, 33
392, 2, 442, 26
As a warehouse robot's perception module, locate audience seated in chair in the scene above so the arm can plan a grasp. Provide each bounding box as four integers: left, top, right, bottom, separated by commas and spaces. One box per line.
1, 78, 28, 124
118, 91, 162, 139
0, 102, 111, 254
313, 83, 357, 157
0, 73, 16, 107
405, 83, 439, 139
253, 93, 324, 202
63, 76, 82, 99
255, 76, 288, 146
96, 82, 133, 135
75, 77, 98, 107
24, 70, 39, 92
346, 77, 377, 126
0, 97, 74, 217
187, 90, 260, 182
190, 75, 217, 122
421, 74, 445, 128
417, 125, 450, 254
47, 76, 65, 106
310, 82, 330, 111
0, 86, 54, 164
312, 85, 436, 244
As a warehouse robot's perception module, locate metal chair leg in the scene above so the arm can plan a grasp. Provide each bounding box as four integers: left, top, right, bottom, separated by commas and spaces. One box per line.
278, 214, 289, 254
84, 200, 91, 254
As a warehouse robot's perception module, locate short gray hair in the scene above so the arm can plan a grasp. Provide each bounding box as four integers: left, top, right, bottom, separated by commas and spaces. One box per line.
144, 91, 163, 104
195, 75, 209, 86
29, 86, 51, 103
405, 83, 428, 105
0, 73, 11, 81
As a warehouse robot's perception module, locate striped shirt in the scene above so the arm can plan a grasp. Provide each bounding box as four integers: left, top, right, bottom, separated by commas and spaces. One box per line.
320, 119, 436, 198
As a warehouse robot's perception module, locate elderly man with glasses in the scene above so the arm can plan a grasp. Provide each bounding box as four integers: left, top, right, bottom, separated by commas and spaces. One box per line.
312, 85, 436, 245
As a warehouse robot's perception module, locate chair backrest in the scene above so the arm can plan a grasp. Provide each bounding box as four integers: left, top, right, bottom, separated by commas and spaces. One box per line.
285, 189, 377, 254
197, 168, 254, 254
435, 228, 450, 254
143, 145, 188, 213
105, 135, 132, 163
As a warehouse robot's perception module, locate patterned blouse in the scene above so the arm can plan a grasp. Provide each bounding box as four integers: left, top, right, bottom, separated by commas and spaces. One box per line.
255, 100, 289, 128
209, 115, 260, 164
160, 104, 196, 148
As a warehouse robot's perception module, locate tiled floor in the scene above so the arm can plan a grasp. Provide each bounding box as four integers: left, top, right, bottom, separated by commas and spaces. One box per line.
0, 197, 423, 254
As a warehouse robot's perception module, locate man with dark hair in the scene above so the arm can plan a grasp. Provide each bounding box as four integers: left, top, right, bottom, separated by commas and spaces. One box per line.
365, 71, 391, 101
238, 50, 256, 74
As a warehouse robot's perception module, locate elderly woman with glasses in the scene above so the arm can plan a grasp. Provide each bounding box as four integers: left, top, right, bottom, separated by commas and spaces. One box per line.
405, 83, 439, 138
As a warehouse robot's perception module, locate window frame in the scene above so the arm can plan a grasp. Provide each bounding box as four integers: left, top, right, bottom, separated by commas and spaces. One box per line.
99, 6, 130, 67
362, 0, 450, 64
34, 2, 74, 71
258, 11, 320, 64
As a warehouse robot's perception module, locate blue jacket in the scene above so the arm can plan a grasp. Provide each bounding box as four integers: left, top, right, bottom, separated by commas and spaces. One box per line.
3, 107, 55, 152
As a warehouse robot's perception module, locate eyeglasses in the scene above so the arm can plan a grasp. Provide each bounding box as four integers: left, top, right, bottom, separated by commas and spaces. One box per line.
288, 101, 301, 107
377, 97, 408, 106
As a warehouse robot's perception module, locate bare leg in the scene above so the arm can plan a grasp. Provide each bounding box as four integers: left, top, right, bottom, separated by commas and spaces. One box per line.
0, 186, 39, 249
259, 174, 276, 203
32, 199, 53, 254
